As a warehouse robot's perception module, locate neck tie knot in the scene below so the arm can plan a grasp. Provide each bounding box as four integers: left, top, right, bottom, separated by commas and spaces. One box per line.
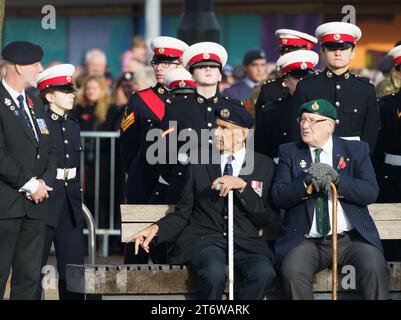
223, 155, 235, 176
314, 148, 323, 163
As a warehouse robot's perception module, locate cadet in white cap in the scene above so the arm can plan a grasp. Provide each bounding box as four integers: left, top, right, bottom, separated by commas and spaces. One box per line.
290, 21, 380, 154
152, 42, 242, 205
164, 67, 196, 96
255, 50, 319, 161
120, 36, 188, 264
254, 29, 318, 119
36, 64, 84, 299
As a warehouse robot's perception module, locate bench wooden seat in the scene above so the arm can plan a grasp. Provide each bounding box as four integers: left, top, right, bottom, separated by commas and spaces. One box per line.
66, 203, 401, 299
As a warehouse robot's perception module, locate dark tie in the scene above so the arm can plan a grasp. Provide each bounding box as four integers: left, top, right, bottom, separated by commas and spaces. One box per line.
17, 95, 39, 145
223, 155, 234, 176
314, 148, 331, 236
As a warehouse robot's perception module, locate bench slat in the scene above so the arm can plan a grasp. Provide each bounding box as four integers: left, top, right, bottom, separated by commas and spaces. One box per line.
121, 204, 174, 222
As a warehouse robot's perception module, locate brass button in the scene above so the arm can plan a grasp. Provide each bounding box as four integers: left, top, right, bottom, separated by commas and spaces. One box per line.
36, 154, 40, 159
207, 107, 212, 112
64, 182, 68, 186
62, 127, 66, 132
354, 109, 358, 113
178, 172, 182, 176
224, 215, 228, 220
335, 101, 340, 107
336, 85, 341, 90
66, 154, 70, 159
209, 139, 213, 144
207, 123, 212, 128
223, 232, 227, 236
283, 132, 287, 136
64, 139, 68, 144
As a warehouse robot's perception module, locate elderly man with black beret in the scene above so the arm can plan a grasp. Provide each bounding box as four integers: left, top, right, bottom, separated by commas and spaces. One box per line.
0, 41, 57, 299
272, 99, 388, 300
128, 105, 278, 300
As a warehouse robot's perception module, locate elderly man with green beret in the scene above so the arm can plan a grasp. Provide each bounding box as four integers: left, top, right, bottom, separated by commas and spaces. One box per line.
272, 99, 388, 300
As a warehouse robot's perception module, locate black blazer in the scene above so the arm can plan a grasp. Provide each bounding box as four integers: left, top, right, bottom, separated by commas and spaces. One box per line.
272, 136, 382, 266
0, 82, 56, 220
156, 151, 278, 265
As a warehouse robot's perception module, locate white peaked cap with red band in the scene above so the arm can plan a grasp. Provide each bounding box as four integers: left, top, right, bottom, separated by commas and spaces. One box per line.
36, 63, 75, 91
275, 29, 318, 50
164, 67, 196, 89
182, 42, 228, 69
276, 50, 319, 74
150, 36, 189, 60
315, 22, 362, 44
388, 45, 401, 66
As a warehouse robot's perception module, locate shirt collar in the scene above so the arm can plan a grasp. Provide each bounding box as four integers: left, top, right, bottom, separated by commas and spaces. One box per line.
243, 77, 257, 89
222, 146, 246, 165
2, 78, 26, 103
309, 136, 333, 157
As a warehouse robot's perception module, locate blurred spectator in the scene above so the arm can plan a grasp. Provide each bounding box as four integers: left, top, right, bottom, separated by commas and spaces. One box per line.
218, 64, 235, 93
223, 48, 267, 101
376, 55, 401, 97
74, 75, 112, 229
132, 65, 156, 92
121, 36, 147, 73
76, 49, 113, 88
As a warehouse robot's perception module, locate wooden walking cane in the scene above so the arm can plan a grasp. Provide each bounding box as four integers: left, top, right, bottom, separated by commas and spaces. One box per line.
307, 182, 338, 300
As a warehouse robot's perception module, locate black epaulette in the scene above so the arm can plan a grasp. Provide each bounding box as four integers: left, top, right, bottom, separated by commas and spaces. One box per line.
298, 71, 320, 83
259, 96, 284, 112
166, 94, 192, 105
223, 96, 244, 107
353, 74, 375, 86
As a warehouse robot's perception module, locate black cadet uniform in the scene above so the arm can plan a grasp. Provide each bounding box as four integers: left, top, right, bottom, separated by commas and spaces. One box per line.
254, 95, 293, 161
150, 92, 243, 205
120, 83, 168, 204
39, 109, 84, 300
290, 68, 380, 153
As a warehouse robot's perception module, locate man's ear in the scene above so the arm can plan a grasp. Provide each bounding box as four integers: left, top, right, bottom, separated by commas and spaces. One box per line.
15, 64, 23, 75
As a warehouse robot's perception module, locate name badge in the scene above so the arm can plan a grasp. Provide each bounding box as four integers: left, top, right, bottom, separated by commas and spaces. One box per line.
36, 118, 50, 135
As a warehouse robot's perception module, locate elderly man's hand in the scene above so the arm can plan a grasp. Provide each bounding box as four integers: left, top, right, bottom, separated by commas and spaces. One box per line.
211, 176, 247, 197
126, 224, 159, 255
306, 163, 339, 192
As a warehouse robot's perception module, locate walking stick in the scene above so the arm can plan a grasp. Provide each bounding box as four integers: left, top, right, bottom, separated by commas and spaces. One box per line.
307, 182, 338, 300
228, 190, 234, 300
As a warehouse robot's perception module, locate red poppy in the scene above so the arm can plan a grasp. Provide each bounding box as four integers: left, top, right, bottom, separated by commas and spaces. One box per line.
81, 113, 90, 121
27, 97, 34, 108
337, 158, 347, 169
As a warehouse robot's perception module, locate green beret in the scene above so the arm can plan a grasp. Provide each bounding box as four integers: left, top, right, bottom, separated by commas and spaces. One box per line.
298, 99, 337, 120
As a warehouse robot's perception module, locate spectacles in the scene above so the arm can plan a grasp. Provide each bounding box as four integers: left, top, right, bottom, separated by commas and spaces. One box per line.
297, 116, 329, 126
151, 61, 180, 69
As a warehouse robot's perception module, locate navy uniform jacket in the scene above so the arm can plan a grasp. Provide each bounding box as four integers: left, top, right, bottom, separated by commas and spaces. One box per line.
156, 151, 278, 265
0, 82, 57, 220
223, 78, 254, 101
272, 136, 382, 266
372, 91, 401, 202
254, 76, 289, 120
254, 95, 293, 160
119, 83, 168, 203
155, 92, 243, 204
290, 68, 380, 153
45, 109, 83, 227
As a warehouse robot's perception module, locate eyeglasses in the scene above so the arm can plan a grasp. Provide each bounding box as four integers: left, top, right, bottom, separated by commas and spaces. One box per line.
297, 116, 329, 126
151, 61, 180, 69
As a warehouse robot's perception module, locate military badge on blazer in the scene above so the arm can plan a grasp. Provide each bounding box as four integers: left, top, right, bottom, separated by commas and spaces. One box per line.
300, 160, 307, 168
250, 180, 263, 197
36, 118, 50, 135
220, 108, 230, 118
4, 98, 12, 106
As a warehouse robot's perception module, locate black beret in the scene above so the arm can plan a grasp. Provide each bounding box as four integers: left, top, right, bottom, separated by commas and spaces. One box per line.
1, 41, 43, 65
215, 105, 254, 128
242, 48, 266, 65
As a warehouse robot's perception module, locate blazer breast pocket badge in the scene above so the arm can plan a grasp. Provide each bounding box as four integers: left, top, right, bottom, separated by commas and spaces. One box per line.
36, 118, 50, 135
250, 180, 263, 197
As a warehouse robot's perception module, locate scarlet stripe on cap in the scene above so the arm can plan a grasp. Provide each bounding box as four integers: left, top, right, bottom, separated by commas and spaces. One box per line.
394, 56, 401, 66
321, 33, 356, 44
154, 47, 183, 57
38, 76, 72, 91
168, 80, 196, 89
282, 61, 314, 74
188, 53, 221, 66
279, 38, 314, 50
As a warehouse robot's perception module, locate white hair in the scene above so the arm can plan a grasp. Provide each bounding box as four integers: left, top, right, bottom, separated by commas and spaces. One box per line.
85, 49, 107, 64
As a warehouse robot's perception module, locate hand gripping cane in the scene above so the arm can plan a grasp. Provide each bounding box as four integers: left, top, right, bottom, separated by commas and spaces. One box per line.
307, 182, 338, 300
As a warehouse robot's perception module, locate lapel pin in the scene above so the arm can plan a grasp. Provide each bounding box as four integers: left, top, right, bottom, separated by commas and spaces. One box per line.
10, 105, 15, 111
4, 98, 11, 106
300, 160, 307, 168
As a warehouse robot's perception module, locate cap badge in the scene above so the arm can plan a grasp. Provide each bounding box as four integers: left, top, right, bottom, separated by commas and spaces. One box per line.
158, 48, 164, 54
4, 98, 11, 106
300, 160, 307, 168
326, 70, 333, 78
344, 72, 350, 80
282, 38, 288, 45
158, 87, 165, 94
197, 96, 204, 103
334, 33, 341, 41
300, 62, 307, 70
66, 76, 72, 82
51, 113, 59, 121
179, 80, 186, 87
213, 97, 218, 104
203, 53, 210, 59
312, 101, 320, 111
220, 108, 230, 118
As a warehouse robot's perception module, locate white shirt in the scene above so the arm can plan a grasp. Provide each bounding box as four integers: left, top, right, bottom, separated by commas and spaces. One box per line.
308, 137, 353, 237
220, 146, 246, 177
2, 79, 40, 195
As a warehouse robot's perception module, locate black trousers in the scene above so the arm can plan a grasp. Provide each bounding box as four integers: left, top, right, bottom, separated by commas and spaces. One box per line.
38, 201, 85, 300
189, 241, 276, 300
0, 216, 46, 300
280, 230, 389, 300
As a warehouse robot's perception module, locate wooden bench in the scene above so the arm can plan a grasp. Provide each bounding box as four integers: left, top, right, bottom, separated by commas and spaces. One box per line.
66, 203, 401, 299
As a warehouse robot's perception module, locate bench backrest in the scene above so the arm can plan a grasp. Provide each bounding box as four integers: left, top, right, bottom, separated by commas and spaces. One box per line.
120, 203, 401, 243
